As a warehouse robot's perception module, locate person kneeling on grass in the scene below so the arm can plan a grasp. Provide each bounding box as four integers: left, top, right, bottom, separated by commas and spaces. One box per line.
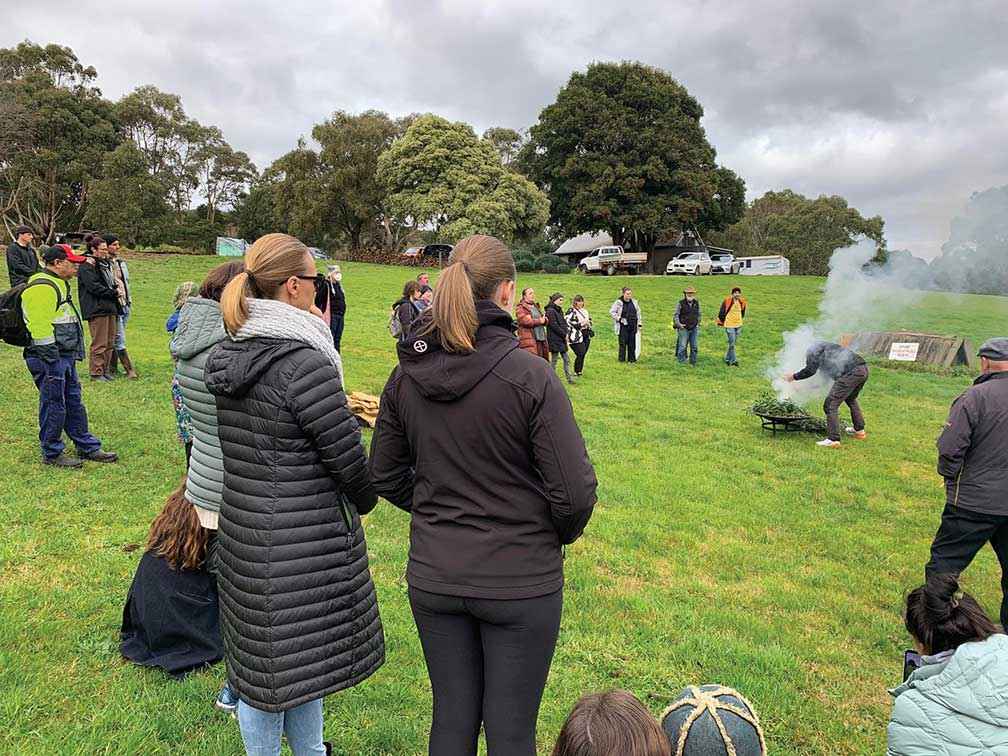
120, 479, 223, 677
785, 340, 868, 448
21, 245, 117, 468
887, 574, 1008, 755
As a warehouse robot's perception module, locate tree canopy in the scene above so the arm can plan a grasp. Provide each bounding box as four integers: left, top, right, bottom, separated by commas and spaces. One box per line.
377, 114, 549, 244
709, 189, 886, 275
519, 61, 743, 251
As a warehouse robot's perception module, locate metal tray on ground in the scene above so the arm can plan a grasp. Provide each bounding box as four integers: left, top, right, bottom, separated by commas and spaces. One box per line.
753, 410, 819, 435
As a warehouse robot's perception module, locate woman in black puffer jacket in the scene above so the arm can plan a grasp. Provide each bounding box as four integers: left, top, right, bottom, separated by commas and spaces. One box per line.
204, 233, 382, 756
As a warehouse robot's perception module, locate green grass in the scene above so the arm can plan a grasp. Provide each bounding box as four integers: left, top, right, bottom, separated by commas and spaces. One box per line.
1, 255, 1006, 755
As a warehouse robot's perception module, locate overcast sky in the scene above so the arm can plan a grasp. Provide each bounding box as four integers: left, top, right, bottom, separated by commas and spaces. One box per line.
4, 0, 1007, 257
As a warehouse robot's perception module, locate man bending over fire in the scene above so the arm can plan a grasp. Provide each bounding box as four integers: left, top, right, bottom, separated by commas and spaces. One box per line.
786, 341, 869, 448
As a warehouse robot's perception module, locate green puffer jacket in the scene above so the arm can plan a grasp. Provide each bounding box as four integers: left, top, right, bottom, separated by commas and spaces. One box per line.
887, 634, 1008, 755
170, 297, 227, 517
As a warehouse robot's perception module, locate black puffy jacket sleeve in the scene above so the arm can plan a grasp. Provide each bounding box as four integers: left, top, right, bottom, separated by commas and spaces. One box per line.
285, 352, 378, 514
368, 370, 415, 512
77, 262, 118, 301
529, 372, 598, 544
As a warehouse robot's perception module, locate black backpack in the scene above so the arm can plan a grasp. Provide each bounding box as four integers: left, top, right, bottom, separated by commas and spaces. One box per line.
0, 278, 67, 347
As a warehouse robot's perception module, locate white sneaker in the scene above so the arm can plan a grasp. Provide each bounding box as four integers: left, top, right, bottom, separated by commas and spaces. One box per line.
816, 438, 841, 448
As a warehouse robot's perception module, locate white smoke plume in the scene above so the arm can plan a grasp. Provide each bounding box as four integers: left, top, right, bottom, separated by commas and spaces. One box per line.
767, 238, 920, 403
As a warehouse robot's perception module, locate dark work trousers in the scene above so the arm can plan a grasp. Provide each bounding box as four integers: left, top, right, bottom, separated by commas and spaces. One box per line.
927, 502, 1008, 629
571, 336, 590, 375
618, 326, 637, 362
25, 356, 102, 460
408, 586, 563, 756
824, 364, 869, 441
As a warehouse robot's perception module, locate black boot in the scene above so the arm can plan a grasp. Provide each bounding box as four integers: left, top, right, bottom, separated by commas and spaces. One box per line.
43, 453, 84, 468
107, 350, 119, 377
81, 449, 118, 463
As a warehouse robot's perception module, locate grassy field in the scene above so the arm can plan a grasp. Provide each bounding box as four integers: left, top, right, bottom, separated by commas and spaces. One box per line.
1, 253, 1006, 755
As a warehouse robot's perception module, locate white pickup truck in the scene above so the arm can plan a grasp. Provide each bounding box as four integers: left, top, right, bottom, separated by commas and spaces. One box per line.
577, 245, 648, 275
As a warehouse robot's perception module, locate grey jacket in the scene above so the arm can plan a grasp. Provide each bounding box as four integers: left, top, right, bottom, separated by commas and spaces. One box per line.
887, 634, 1008, 755
937, 371, 1008, 515
171, 298, 227, 516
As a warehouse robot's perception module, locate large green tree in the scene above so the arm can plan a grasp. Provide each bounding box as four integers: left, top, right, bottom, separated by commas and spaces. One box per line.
196, 126, 256, 224
482, 127, 524, 168
519, 61, 741, 250
84, 142, 169, 245
268, 110, 407, 250
0, 42, 117, 241
710, 189, 885, 275
377, 114, 549, 244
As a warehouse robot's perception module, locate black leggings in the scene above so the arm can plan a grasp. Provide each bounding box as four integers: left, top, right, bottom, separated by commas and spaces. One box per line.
409, 586, 563, 756
571, 336, 590, 374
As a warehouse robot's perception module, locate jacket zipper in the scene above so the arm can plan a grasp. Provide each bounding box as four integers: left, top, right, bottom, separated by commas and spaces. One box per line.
340, 497, 354, 551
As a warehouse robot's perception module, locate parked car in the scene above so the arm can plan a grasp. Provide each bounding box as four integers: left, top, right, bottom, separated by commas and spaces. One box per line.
401, 243, 454, 265
666, 251, 712, 275
710, 252, 740, 274
578, 245, 649, 275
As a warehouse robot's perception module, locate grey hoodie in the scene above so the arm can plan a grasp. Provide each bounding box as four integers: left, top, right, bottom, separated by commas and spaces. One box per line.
171, 297, 228, 519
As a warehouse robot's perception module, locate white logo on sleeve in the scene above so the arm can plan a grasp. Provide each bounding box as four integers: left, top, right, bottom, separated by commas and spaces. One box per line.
413, 340, 428, 353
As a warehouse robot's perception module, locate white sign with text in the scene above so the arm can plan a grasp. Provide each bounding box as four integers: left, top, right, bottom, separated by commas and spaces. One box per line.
889, 342, 921, 361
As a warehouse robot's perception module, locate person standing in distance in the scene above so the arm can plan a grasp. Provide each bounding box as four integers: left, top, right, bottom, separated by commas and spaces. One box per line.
515, 286, 549, 359
925, 337, 1008, 628
609, 287, 642, 363
716, 286, 746, 367
566, 295, 593, 377
369, 235, 597, 756
21, 246, 117, 467
417, 272, 431, 289
674, 286, 701, 366
105, 235, 138, 379
77, 234, 121, 381
6, 224, 40, 287
786, 340, 869, 448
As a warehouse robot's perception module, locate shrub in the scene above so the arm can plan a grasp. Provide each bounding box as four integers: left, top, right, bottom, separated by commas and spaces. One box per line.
515, 258, 536, 273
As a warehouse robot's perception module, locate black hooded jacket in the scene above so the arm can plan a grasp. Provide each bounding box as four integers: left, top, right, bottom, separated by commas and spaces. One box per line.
369, 301, 597, 600
545, 302, 568, 353
793, 341, 866, 381
77, 257, 121, 320
204, 336, 383, 712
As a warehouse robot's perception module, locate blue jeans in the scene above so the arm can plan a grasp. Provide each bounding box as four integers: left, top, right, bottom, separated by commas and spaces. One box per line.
115, 307, 130, 351
725, 327, 741, 364
237, 698, 325, 756
676, 327, 699, 364
25, 357, 102, 460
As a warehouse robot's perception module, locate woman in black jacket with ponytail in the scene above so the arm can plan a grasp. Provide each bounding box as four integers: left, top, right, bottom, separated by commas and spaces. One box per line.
369, 235, 597, 756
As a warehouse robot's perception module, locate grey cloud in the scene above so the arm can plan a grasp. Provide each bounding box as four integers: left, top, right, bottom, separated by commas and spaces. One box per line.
3, 0, 1007, 258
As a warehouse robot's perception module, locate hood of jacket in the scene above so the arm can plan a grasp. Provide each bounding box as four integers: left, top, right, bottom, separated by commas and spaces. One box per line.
171, 297, 226, 360
205, 337, 310, 400
396, 300, 518, 402
892, 634, 1008, 728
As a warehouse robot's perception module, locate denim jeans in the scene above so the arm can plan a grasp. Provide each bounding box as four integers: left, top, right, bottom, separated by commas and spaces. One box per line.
724, 327, 741, 364
25, 357, 102, 459
237, 698, 325, 756
115, 307, 130, 351
676, 327, 699, 364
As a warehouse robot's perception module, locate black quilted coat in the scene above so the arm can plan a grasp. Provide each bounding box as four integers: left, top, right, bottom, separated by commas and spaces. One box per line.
204, 336, 383, 712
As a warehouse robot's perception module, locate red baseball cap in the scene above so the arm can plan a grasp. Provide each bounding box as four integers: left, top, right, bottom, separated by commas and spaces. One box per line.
43, 244, 87, 264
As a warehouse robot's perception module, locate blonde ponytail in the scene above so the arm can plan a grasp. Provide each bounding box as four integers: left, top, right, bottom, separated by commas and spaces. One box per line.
423, 235, 516, 353
220, 232, 312, 334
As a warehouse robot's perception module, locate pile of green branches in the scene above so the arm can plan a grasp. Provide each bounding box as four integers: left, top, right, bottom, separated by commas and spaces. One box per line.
750, 391, 828, 434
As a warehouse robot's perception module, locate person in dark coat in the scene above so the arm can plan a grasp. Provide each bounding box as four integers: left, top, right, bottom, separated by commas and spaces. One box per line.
314, 264, 347, 351
546, 292, 574, 384
204, 233, 382, 756
674, 286, 701, 365
370, 235, 597, 756
76, 234, 122, 381
6, 224, 39, 287
392, 279, 423, 342
121, 480, 223, 677
609, 287, 642, 363
926, 337, 1008, 628
786, 340, 869, 448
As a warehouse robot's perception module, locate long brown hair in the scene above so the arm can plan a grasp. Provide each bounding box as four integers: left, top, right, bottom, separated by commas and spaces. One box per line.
220, 233, 311, 333
146, 480, 209, 571
552, 690, 670, 756
423, 234, 516, 352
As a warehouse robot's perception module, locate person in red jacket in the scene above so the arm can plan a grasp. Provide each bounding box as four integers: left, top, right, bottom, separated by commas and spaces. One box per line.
515, 286, 549, 359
